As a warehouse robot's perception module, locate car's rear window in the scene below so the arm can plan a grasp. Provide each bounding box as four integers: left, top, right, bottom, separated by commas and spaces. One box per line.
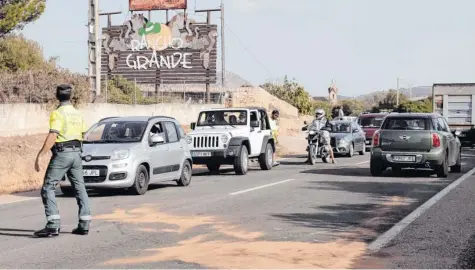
358, 116, 384, 128
381, 117, 430, 130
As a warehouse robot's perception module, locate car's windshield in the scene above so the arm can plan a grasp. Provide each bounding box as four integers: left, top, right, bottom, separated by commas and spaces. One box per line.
359, 117, 384, 128
382, 118, 429, 130
197, 110, 247, 126
84, 121, 148, 143
332, 122, 352, 133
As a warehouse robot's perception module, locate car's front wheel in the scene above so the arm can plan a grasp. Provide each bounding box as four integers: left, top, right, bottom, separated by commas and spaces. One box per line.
346, 143, 354, 157
233, 145, 249, 175
129, 165, 149, 195
177, 160, 192, 186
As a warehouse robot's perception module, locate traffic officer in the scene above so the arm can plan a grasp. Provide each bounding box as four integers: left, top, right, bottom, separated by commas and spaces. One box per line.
33, 84, 91, 237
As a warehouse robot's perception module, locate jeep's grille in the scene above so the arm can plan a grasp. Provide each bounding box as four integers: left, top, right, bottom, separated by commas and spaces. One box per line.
193, 136, 219, 148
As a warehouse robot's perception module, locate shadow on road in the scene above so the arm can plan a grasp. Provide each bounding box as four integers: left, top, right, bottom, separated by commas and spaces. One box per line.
0, 228, 36, 238
279, 160, 309, 166
271, 179, 452, 243
301, 167, 444, 178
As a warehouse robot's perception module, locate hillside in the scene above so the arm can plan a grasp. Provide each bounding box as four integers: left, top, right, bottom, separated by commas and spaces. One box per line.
313, 86, 431, 102
355, 86, 432, 100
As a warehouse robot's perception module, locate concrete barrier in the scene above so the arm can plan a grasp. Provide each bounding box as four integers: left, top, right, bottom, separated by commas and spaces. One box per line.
0, 103, 224, 137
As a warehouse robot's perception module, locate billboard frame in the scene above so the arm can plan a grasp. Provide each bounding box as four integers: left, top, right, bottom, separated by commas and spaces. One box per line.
129, 0, 187, 11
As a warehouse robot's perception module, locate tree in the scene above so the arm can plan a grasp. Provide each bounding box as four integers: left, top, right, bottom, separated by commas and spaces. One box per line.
0, 0, 46, 37
261, 75, 313, 115
0, 34, 49, 72
372, 89, 409, 112
396, 97, 432, 113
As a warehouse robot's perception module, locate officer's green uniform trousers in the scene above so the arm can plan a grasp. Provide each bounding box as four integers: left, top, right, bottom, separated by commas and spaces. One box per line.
42, 148, 91, 230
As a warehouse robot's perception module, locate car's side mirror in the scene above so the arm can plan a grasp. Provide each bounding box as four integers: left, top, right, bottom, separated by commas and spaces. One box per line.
150, 134, 165, 144
454, 130, 461, 136
304, 121, 308, 125
190, 122, 196, 130
250, 120, 259, 128
353, 129, 359, 133
302, 126, 308, 131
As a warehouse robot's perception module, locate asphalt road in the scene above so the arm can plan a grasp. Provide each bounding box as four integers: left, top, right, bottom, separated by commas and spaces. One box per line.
1, 150, 475, 268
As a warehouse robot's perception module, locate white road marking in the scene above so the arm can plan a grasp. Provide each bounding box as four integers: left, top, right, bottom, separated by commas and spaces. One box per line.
354, 160, 370, 165
0, 196, 39, 206
462, 154, 475, 157
229, 179, 296, 196
367, 166, 475, 252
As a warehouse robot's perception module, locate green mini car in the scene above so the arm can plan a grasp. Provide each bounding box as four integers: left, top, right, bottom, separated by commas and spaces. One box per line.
370, 113, 462, 178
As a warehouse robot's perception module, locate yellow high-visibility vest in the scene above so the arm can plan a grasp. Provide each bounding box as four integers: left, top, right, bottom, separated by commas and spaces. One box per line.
49, 103, 87, 143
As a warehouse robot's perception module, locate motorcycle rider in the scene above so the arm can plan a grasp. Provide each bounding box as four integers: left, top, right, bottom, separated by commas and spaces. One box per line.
306, 108, 336, 164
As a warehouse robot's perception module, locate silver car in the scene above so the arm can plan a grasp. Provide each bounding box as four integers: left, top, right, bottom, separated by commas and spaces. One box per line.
59, 116, 193, 195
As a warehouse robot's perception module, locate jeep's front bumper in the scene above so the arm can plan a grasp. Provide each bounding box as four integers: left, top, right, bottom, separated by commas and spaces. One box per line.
190, 145, 242, 165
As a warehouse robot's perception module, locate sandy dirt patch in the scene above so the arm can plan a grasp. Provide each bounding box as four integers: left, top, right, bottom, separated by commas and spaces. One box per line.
0, 134, 50, 195
95, 205, 367, 268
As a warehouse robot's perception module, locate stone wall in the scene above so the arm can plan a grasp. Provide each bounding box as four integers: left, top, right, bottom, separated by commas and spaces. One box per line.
0, 103, 224, 137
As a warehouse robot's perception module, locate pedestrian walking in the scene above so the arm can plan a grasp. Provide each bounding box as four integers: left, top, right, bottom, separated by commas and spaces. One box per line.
33, 84, 91, 237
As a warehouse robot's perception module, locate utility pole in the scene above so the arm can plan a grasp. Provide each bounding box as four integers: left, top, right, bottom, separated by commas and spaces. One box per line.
220, 0, 225, 88
99, 11, 122, 103
195, 6, 224, 103
88, 0, 101, 97
396, 77, 400, 106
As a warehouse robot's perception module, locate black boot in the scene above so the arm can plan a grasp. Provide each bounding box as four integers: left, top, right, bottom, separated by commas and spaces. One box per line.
72, 227, 89, 235
33, 227, 60, 237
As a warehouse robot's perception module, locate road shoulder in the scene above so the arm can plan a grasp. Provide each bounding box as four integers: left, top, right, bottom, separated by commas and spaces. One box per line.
354, 174, 475, 268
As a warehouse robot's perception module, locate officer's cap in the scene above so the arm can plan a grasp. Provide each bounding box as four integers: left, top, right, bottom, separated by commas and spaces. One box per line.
57, 84, 72, 92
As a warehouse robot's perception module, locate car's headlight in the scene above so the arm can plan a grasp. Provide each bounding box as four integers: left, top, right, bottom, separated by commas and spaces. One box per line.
309, 130, 316, 135
111, 149, 130, 160
186, 135, 193, 144
338, 139, 348, 145
220, 134, 229, 143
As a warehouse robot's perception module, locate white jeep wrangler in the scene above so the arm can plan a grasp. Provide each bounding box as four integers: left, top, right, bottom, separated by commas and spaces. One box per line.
186, 107, 276, 175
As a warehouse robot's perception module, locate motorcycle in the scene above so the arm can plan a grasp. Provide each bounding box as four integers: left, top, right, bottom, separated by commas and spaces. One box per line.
302, 121, 332, 164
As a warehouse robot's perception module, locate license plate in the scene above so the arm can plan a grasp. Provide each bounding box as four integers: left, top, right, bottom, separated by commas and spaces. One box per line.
459, 133, 466, 137
83, 169, 100, 177
366, 140, 370, 145
192, 151, 211, 157
392, 155, 415, 162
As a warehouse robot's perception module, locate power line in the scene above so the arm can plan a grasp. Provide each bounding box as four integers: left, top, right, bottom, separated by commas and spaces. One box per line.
223, 21, 273, 78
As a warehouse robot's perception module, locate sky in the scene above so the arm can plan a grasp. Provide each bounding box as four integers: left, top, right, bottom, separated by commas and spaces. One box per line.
20, 0, 475, 97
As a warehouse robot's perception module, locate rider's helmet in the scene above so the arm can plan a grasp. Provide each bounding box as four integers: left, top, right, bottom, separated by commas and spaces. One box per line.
315, 108, 325, 120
